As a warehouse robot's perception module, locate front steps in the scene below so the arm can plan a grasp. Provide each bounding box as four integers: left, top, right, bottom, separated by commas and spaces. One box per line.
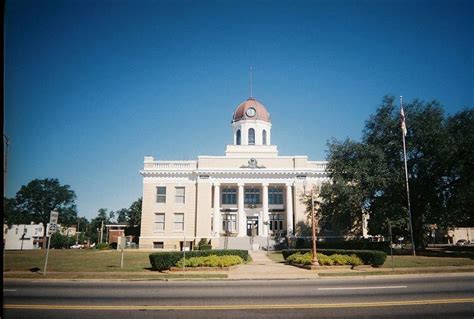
217, 236, 286, 250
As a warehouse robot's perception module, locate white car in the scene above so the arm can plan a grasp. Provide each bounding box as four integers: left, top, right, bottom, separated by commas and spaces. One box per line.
70, 244, 84, 249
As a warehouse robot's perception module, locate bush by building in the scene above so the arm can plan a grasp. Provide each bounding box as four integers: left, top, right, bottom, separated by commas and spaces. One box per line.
175, 255, 243, 268
287, 252, 362, 266
282, 249, 386, 266
197, 238, 212, 250
149, 249, 250, 271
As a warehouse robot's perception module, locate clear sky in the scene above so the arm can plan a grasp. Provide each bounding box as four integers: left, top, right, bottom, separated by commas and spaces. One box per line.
5, 0, 473, 221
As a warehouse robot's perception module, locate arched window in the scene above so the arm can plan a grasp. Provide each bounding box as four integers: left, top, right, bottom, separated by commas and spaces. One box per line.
262, 130, 267, 145
236, 129, 241, 145
248, 128, 255, 145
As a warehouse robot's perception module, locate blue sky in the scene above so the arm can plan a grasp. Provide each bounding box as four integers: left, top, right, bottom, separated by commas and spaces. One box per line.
5, 0, 473, 221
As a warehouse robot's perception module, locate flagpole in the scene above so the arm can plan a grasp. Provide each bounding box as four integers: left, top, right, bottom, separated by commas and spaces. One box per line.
400, 96, 416, 256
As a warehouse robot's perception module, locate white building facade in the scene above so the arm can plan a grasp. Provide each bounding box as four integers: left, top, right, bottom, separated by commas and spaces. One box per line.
139, 97, 329, 250
3, 223, 44, 250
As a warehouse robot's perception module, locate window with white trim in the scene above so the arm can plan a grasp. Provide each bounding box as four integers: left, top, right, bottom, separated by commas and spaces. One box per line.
156, 186, 166, 203
221, 187, 237, 204
248, 128, 255, 145
153, 241, 164, 249
222, 214, 237, 232
245, 187, 260, 205
174, 213, 184, 231
175, 187, 185, 204
268, 187, 284, 204
236, 129, 241, 145
154, 213, 165, 231
269, 214, 284, 231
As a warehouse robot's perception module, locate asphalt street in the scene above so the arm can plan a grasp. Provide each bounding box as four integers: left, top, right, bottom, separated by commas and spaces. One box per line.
4, 274, 474, 319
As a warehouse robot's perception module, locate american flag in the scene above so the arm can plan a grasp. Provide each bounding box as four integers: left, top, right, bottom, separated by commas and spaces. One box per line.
400, 104, 407, 137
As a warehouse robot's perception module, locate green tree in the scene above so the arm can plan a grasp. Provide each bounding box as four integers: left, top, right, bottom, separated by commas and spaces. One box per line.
115, 208, 129, 224
320, 96, 473, 250
50, 232, 75, 249
445, 109, 474, 226
125, 197, 142, 242
13, 178, 78, 227
4, 197, 29, 226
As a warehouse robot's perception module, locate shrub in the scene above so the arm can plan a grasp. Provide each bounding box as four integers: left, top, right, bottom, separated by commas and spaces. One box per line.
317, 253, 334, 266
282, 249, 386, 266
149, 249, 250, 271
286, 252, 362, 266
176, 255, 243, 268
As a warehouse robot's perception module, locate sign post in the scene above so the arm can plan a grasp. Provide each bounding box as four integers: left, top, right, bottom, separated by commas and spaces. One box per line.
43, 210, 59, 277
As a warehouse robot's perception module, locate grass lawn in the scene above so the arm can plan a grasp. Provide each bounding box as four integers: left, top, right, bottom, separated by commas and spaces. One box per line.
4, 249, 153, 272
3, 249, 228, 279
382, 255, 474, 268
268, 251, 474, 268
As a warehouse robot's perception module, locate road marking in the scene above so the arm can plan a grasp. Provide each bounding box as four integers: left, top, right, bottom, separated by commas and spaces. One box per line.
318, 285, 407, 291
3, 289, 17, 292
4, 298, 474, 311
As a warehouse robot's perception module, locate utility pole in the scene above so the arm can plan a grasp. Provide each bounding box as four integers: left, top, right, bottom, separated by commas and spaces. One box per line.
100, 221, 104, 244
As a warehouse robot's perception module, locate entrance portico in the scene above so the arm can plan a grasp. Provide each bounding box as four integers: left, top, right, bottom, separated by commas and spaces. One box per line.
212, 181, 293, 238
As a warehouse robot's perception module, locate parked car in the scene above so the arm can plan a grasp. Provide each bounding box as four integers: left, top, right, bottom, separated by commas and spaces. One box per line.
455, 239, 470, 246
70, 244, 84, 249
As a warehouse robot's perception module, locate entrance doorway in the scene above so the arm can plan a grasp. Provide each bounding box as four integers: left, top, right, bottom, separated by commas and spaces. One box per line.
247, 216, 259, 236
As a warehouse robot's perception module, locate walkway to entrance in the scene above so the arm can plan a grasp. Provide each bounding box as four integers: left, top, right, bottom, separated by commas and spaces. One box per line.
228, 250, 319, 280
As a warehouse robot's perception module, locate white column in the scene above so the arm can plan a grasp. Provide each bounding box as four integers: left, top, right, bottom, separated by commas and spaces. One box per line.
262, 183, 269, 237
213, 183, 220, 237
238, 183, 246, 237
286, 183, 294, 236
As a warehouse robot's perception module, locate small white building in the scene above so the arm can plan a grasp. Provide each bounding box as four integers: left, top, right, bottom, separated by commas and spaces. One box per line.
3, 222, 44, 250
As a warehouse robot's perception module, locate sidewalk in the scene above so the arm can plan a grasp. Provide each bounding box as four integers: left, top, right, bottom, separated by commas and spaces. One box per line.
227, 251, 474, 280
228, 251, 319, 279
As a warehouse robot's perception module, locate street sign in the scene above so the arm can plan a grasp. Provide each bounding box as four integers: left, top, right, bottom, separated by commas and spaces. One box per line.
47, 224, 57, 236
50, 211, 59, 225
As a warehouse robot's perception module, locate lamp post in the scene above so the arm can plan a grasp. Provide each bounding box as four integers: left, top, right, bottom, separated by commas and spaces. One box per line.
303, 180, 319, 268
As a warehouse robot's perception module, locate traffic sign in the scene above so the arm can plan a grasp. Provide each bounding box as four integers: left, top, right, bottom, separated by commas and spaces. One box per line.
50, 210, 59, 225
47, 224, 57, 236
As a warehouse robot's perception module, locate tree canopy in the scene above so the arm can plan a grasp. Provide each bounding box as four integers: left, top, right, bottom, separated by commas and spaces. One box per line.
319, 96, 473, 249
6, 178, 78, 227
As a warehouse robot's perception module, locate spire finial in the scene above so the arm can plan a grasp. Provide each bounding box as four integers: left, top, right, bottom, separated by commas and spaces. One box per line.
249, 66, 253, 98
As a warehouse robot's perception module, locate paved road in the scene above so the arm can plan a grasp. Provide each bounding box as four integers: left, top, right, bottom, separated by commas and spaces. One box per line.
4, 274, 474, 318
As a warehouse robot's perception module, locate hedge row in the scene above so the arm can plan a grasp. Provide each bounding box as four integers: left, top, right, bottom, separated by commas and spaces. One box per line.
282, 249, 387, 266
294, 239, 390, 251
288, 252, 363, 267
149, 249, 249, 271
176, 255, 244, 268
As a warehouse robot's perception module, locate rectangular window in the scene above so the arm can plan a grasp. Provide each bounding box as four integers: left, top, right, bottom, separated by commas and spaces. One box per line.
154, 213, 165, 231
245, 187, 261, 205
156, 187, 166, 203
269, 214, 284, 231
268, 187, 284, 204
175, 187, 185, 204
174, 213, 184, 231
222, 214, 237, 232
153, 241, 164, 249
221, 187, 237, 205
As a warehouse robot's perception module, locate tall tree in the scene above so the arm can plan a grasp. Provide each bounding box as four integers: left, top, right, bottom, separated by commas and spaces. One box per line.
14, 178, 78, 227
115, 208, 129, 224
319, 96, 473, 249
125, 197, 142, 242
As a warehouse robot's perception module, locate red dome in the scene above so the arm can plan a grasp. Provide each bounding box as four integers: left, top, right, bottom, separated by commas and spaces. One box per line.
232, 97, 271, 123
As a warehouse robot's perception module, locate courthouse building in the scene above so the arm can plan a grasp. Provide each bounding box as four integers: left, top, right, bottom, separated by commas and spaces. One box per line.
139, 97, 329, 250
